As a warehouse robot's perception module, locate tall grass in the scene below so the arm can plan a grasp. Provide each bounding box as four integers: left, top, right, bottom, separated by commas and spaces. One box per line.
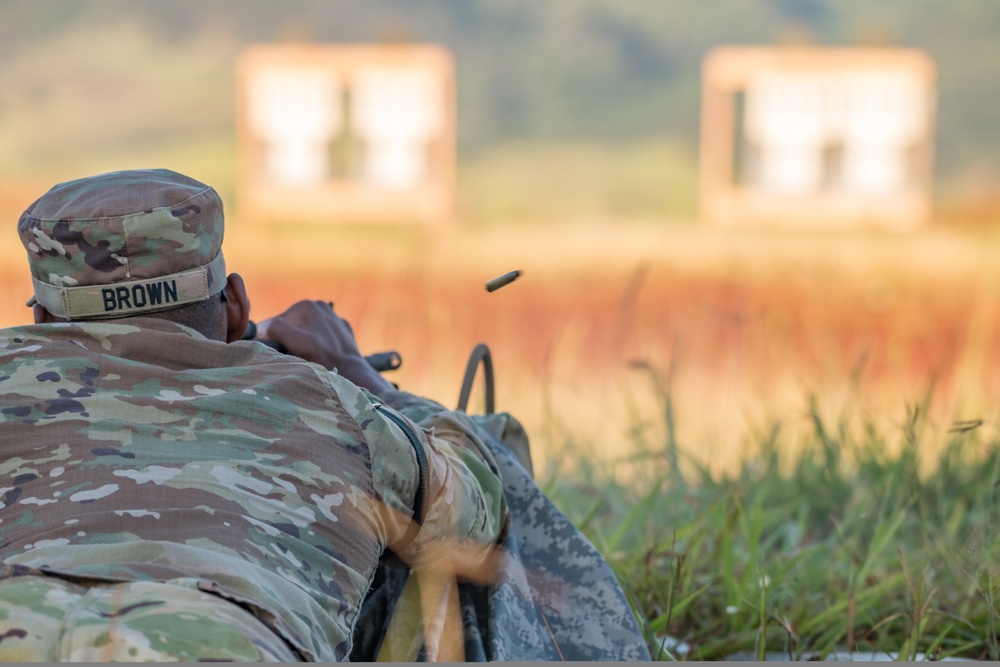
544, 384, 1000, 661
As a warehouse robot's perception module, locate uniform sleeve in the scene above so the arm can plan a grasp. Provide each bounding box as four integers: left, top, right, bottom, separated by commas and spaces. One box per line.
328, 378, 509, 577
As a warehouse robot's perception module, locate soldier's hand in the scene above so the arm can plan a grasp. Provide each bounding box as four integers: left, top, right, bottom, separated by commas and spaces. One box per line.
257, 300, 393, 394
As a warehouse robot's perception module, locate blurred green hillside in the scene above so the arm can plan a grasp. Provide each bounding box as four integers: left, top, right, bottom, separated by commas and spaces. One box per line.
1, 0, 998, 221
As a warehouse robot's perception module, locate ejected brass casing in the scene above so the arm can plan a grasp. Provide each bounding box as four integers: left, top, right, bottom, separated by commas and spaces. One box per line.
486, 270, 522, 292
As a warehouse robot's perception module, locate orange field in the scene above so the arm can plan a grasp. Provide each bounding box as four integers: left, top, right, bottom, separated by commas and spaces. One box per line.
3, 189, 1000, 477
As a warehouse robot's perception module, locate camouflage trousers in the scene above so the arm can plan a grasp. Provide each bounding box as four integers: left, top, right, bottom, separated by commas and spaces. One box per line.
0, 572, 299, 662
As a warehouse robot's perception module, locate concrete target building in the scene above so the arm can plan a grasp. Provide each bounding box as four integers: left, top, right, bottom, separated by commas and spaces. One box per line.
237, 44, 455, 225
700, 47, 936, 230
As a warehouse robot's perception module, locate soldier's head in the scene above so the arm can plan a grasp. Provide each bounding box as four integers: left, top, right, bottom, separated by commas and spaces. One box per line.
18, 168, 250, 342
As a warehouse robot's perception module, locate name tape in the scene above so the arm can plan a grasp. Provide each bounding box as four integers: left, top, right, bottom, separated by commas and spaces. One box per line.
101, 280, 180, 312
31, 254, 226, 320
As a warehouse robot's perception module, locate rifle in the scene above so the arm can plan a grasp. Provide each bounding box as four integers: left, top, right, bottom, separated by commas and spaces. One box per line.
240, 267, 521, 411
241, 320, 403, 372
243, 320, 494, 415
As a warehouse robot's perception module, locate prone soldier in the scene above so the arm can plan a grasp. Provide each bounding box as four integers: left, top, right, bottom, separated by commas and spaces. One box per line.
0, 168, 651, 662
0, 168, 510, 661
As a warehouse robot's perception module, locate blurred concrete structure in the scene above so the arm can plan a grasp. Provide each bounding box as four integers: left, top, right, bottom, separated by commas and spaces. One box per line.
700, 48, 936, 230
237, 45, 455, 225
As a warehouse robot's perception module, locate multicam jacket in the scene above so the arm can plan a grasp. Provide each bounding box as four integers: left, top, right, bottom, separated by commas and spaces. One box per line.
0, 317, 508, 661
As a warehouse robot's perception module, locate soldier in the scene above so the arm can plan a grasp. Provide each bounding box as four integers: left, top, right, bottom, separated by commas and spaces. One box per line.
0, 168, 510, 661
0, 168, 652, 662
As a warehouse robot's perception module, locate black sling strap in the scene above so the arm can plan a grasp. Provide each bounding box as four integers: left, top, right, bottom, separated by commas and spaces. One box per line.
375, 406, 430, 550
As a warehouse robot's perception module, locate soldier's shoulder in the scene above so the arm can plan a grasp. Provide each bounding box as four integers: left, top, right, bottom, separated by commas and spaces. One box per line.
0, 323, 70, 348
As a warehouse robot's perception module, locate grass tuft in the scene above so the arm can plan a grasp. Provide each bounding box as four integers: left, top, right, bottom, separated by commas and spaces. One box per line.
546, 393, 1000, 660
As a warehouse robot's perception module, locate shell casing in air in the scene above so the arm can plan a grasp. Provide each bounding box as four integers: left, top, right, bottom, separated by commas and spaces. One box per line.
486, 270, 522, 292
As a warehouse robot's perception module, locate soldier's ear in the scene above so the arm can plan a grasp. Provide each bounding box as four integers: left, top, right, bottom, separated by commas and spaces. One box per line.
33, 303, 56, 324
223, 273, 251, 343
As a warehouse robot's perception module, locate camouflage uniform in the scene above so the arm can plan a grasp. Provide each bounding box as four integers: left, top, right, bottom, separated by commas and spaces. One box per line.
0, 170, 508, 661
352, 408, 653, 661
0, 566, 299, 661
1, 168, 650, 662
0, 317, 514, 661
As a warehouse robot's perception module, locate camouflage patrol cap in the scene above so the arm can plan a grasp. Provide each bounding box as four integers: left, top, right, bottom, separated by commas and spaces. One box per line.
19, 169, 227, 320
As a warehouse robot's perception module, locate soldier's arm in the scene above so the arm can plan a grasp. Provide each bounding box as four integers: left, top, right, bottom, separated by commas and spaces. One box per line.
348, 382, 509, 575
258, 301, 509, 573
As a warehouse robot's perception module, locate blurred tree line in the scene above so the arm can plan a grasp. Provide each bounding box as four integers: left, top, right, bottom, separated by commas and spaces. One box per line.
0, 0, 997, 213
